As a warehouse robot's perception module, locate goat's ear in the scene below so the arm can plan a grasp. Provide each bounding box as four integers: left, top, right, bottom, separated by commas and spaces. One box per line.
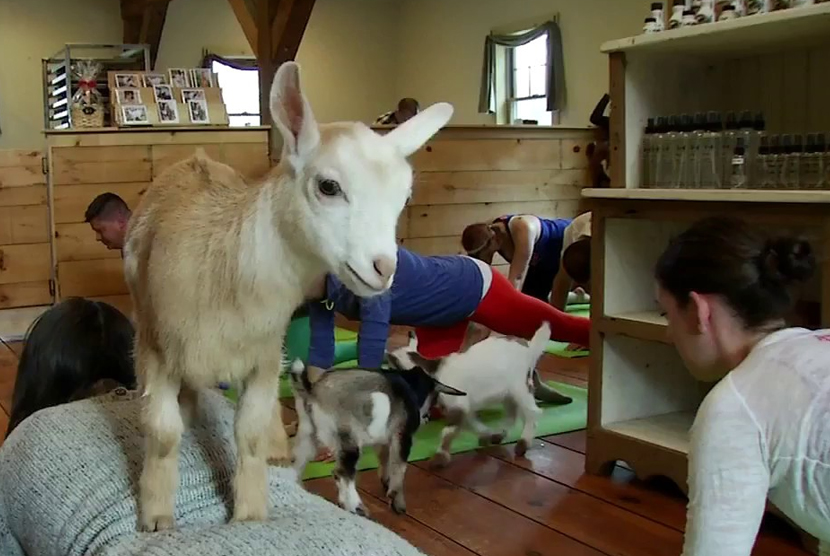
269, 62, 320, 160
433, 379, 466, 397
407, 330, 417, 349
384, 102, 453, 158
386, 352, 405, 370
408, 352, 440, 375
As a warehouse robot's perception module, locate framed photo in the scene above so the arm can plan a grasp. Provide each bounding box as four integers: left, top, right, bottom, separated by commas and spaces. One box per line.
115, 73, 140, 88
157, 100, 179, 124
153, 85, 174, 102
143, 73, 166, 87
187, 99, 210, 124
121, 104, 149, 126
168, 68, 191, 88
190, 68, 215, 88
181, 88, 205, 103
116, 88, 141, 105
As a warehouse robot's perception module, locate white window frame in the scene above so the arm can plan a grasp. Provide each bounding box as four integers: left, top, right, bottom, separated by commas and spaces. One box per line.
505, 33, 559, 125
210, 57, 261, 127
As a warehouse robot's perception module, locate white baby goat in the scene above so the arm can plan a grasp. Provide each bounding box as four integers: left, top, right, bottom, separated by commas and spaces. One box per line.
123, 61, 453, 531
289, 359, 465, 516
388, 322, 551, 466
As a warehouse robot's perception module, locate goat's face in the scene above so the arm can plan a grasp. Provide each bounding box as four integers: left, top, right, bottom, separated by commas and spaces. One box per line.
269, 63, 453, 297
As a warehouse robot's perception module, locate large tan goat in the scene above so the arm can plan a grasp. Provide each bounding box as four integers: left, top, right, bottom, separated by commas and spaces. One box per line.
123, 62, 453, 531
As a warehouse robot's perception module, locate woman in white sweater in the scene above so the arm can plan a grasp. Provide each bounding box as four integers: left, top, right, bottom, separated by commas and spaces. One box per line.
654, 216, 829, 555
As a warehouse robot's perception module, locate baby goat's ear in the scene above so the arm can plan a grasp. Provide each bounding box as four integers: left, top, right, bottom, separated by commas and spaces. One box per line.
433, 379, 466, 397
384, 102, 453, 158
408, 352, 440, 375
269, 62, 320, 161
407, 330, 417, 349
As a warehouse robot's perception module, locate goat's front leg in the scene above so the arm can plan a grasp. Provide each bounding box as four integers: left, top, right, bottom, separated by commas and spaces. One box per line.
386, 432, 412, 514
232, 363, 280, 522
434, 408, 464, 468
138, 348, 184, 532
333, 432, 368, 517
291, 400, 316, 482
268, 393, 291, 466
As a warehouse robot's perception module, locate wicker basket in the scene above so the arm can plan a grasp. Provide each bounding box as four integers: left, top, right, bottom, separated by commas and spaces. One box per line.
71, 103, 105, 128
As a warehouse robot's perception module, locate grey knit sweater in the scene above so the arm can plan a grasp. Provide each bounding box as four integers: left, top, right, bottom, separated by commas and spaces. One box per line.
0, 389, 425, 556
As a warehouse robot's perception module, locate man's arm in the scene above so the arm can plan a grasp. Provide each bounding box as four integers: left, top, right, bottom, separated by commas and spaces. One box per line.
307, 300, 336, 370
506, 216, 539, 291
549, 270, 572, 310
358, 294, 393, 369
683, 381, 769, 556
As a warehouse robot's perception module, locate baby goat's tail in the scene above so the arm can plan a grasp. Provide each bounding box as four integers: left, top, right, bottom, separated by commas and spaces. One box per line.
528, 321, 551, 363
289, 358, 313, 395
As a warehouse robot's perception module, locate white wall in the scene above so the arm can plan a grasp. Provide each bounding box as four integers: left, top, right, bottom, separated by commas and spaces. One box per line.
0, 0, 123, 149
157, 0, 401, 125
395, 0, 644, 127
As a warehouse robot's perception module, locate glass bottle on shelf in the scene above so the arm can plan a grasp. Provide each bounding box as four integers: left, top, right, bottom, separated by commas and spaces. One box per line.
767, 135, 782, 190
756, 136, 771, 189
653, 116, 669, 188
690, 112, 707, 188
721, 112, 739, 187
642, 118, 656, 188
675, 114, 694, 188
817, 133, 828, 190
789, 134, 803, 189
779, 134, 793, 189
663, 115, 681, 188
729, 137, 747, 189
801, 134, 819, 189
702, 111, 724, 188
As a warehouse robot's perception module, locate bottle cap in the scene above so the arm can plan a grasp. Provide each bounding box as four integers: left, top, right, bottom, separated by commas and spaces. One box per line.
725, 111, 738, 129
645, 16, 657, 21
806, 133, 817, 152
817, 132, 827, 149
652, 2, 664, 9
683, 9, 695, 14
722, 4, 735, 10
759, 135, 769, 154
673, 0, 685, 5
753, 112, 765, 131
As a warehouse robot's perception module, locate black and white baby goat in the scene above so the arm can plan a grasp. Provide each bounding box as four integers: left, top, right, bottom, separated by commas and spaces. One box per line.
290, 359, 465, 517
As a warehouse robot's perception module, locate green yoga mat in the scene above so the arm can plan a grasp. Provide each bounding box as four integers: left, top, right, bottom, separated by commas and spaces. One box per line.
297, 378, 587, 480
545, 303, 590, 358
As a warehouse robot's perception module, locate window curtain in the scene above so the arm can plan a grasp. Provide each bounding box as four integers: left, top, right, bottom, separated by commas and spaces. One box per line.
478, 20, 566, 114
200, 50, 258, 70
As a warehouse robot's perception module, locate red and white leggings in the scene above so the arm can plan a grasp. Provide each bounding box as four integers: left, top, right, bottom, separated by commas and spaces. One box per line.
413, 261, 591, 359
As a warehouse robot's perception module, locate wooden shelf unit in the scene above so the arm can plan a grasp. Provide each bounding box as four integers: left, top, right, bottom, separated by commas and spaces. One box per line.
588, 10, 830, 550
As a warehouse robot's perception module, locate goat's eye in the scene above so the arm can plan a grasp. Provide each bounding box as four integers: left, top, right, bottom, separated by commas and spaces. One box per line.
317, 178, 341, 197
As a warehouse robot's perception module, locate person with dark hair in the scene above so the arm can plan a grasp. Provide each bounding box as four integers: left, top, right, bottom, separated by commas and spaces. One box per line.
375, 98, 420, 125
5, 297, 137, 438
654, 216, 829, 555
85, 192, 132, 251
461, 212, 591, 310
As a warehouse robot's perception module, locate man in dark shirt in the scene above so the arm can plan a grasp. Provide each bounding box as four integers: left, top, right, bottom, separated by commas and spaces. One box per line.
375, 98, 420, 125
85, 193, 132, 252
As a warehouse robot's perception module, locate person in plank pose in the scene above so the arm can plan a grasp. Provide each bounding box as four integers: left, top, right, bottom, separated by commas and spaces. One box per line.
305, 245, 589, 401
461, 212, 591, 310
654, 216, 829, 556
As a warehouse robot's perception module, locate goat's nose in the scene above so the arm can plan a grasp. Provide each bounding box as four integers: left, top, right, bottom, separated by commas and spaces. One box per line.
373, 256, 396, 281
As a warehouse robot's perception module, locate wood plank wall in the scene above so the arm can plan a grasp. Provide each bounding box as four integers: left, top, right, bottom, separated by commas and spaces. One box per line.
399, 128, 594, 274
48, 130, 271, 318
0, 150, 52, 311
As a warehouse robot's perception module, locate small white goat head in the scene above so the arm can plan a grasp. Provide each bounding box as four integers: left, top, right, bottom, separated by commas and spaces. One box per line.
269, 62, 454, 297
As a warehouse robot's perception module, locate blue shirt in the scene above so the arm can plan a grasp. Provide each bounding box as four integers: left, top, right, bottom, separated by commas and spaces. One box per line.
494, 215, 572, 301
308, 247, 484, 369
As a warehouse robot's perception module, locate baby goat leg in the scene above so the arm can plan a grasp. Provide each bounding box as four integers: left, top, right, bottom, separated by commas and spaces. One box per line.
232, 363, 280, 522
333, 432, 367, 517
138, 350, 183, 532
387, 433, 412, 514
376, 443, 390, 493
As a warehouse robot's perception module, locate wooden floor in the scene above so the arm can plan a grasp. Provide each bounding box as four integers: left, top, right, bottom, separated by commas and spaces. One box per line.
0, 337, 812, 556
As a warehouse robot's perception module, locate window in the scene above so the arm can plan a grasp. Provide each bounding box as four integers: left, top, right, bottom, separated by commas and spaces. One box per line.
211, 59, 260, 127
507, 34, 554, 125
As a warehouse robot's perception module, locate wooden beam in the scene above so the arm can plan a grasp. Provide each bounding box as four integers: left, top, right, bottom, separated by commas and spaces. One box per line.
227, 0, 258, 53
121, 0, 172, 69
272, 0, 315, 64
257, 0, 279, 127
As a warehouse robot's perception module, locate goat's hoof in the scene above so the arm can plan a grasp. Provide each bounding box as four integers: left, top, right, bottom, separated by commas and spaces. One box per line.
268, 455, 292, 467
391, 497, 407, 515
431, 451, 451, 468
515, 438, 530, 457
380, 477, 390, 493
140, 514, 175, 532
232, 503, 268, 523
479, 432, 505, 446
354, 504, 371, 518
